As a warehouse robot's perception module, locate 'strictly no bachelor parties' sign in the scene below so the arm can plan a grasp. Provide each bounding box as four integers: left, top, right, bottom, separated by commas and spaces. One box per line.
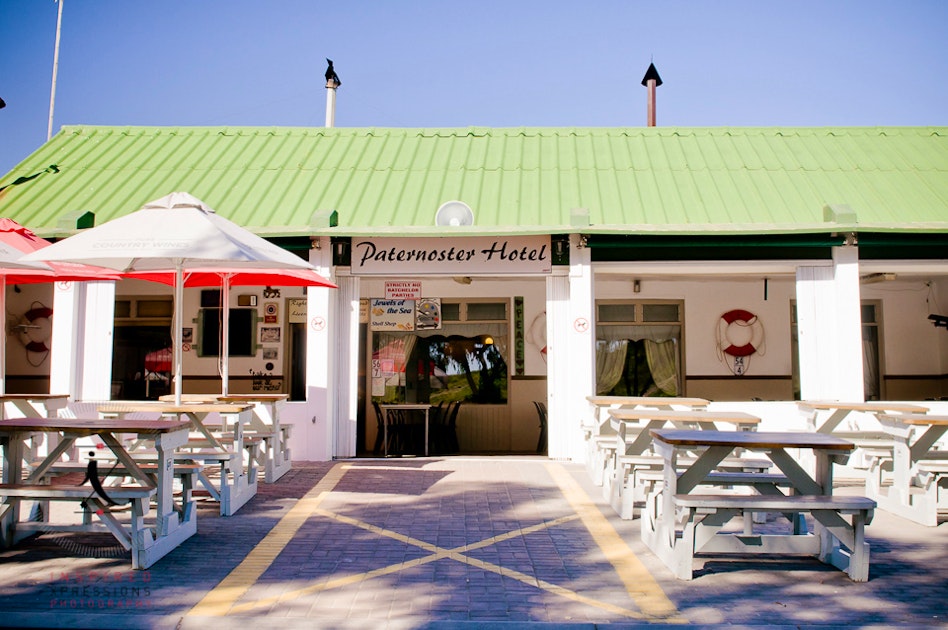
351, 236, 551, 276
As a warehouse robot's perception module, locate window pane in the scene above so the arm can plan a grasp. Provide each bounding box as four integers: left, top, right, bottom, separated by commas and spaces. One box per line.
442, 303, 461, 321
138, 300, 173, 318
643, 303, 679, 322
599, 304, 636, 322
467, 302, 507, 321
200, 308, 255, 357
861, 304, 876, 323
429, 335, 507, 404
115, 300, 131, 318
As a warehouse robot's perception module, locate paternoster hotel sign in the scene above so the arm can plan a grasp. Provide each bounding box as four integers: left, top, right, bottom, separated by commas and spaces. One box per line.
351, 236, 552, 276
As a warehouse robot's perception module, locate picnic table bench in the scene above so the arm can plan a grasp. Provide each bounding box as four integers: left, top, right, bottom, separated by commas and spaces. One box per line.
160, 394, 291, 482
606, 407, 760, 519
0, 417, 195, 570
584, 396, 710, 488
98, 401, 259, 516
797, 400, 929, 469
643, 429, 875, 582
866, 413, 948, 526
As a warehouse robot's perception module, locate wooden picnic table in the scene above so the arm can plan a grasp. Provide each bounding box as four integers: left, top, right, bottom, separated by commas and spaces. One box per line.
0, 416, 194, 570
0, 394, 69, 420
0, 394, 71, 469
605, 408, 760, 519
797, 400, 929, 434
160, 394, 291, 482
796, 400, 930, 471
867, 413, 948, 526
97, 401, 258, 515
643, 429, 875, 581
584, 396, 710, 487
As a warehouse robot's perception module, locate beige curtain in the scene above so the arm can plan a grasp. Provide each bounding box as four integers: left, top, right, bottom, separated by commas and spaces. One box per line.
595, 339, 628, 395
645, 339, 679, 396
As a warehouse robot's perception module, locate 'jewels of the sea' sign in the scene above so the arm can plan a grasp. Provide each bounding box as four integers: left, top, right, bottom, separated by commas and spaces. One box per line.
351, 236, 552, 276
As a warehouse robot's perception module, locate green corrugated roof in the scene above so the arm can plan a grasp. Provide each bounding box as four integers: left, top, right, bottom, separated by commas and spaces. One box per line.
1, 126, 945, 239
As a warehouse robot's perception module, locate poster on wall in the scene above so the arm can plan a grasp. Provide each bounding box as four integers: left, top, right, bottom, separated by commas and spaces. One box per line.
416, 298, 441, 330
370, 298, 415, 331
260, 327, 281, 343
288, 298, 307, 323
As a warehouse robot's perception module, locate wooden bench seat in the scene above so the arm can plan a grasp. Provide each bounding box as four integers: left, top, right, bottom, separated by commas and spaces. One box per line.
609, 455, 774, 520
917, 460, 948, 474
0, 483, 157, 552
33, 460, 202, 477
674, 493, 876, 512
0, 483, 155, 501
668, 493, 876, 581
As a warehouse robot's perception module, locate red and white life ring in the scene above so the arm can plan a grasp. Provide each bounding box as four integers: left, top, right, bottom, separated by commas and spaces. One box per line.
17, 304, 53, 353
717, 309, 763, 357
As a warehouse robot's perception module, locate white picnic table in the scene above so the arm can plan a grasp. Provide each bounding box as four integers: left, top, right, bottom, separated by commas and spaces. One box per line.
605, 407, 761, 519
0, 416, 194, 570
161, 394, 292, 482
868, 413, 948, 526
97, 401, 258, 516
584, 396, 710, 487
643, 429, 875, 581
796, 400, 930, 469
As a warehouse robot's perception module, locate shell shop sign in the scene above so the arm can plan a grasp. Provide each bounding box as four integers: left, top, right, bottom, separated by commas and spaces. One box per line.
351, 236, 551, 276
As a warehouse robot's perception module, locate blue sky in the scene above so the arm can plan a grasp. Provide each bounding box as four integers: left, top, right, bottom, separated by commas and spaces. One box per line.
2, 1, 946, 176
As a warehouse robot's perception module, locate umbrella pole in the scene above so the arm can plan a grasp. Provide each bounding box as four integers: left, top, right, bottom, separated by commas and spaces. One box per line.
221, 274, 230, 396
173, 261, 184, 406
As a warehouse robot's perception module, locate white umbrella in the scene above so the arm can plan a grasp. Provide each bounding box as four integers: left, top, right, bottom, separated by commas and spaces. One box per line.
23, 192, 320, 404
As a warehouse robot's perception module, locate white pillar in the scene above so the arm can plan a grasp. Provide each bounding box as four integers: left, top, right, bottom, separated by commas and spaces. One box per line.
332, 273, 360, 458
545, 272, 570, 459
306, 239, 335, 460
546, 234, 595, 461
50, 281, 115, 400
831, 246, 865, 400
796, 246, 864, 401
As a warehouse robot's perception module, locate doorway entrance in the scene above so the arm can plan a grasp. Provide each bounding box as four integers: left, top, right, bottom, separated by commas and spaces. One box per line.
112, 325, 172, 400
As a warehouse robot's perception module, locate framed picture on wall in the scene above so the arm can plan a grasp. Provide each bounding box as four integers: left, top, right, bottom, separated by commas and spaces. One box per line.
260, 327, 281, 343
262, 347, 278, 360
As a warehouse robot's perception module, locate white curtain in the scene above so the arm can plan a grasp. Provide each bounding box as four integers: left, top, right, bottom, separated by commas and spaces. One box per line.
596, 325, 681, 396
595, 340, 628, 395
645, 339, 679, 396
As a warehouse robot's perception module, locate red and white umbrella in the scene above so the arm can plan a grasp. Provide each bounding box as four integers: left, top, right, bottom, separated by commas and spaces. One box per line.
127, 266, 335, 395
0, 219, 121, 395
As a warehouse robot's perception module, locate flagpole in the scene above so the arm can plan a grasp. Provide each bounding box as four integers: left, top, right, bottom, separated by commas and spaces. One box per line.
47, 0, 65, 141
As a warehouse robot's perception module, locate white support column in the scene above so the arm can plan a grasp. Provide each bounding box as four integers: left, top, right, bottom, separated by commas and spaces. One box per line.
796, 246, 864, 401
306, 239, 335, 460
831, 246, 865, 400
332, 273, 360, 458
545, 272, 570, 459
546, 234, 595, 462
50, 281, 116, 400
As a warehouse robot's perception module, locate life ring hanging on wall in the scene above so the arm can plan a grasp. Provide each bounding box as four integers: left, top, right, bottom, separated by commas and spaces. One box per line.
16, 303, 53, 354
717, 309, 763, 357
716, 308, 765, 357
